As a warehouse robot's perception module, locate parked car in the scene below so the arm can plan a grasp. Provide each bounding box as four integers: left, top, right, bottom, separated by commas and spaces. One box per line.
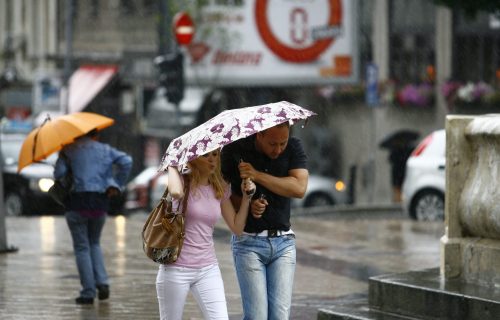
401, 129, 446, 221
1, 133, 64, 216
149, 173, 169, 210
292, 175, 347, 208
125, 166, 166, 211
149, 173, 347, 210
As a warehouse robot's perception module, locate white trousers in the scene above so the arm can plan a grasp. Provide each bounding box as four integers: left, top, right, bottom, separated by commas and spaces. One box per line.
156, 263, 228, 320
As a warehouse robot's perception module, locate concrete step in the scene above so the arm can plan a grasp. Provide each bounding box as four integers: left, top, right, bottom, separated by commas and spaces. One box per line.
369, 268, 500, 320
317, 295, 419, 320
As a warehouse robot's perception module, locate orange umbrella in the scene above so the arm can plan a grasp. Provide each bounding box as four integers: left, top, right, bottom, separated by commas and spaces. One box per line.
18, 112, 114, 172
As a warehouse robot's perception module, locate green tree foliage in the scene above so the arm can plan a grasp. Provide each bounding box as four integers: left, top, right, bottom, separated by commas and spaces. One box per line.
433, 0, 500, 18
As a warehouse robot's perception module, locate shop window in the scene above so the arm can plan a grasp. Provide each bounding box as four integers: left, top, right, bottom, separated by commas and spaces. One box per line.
390, 34, 434, 83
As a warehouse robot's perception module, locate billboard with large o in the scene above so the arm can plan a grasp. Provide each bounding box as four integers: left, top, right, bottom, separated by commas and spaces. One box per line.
185, 0, 359, 86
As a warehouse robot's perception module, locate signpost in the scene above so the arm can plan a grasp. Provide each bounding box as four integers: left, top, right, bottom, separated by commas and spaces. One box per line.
366, 63, 379, 203
155, 52, 185, 105
173, 12, 195, 46
366, 63, 379, 107
155, 10, 195, 136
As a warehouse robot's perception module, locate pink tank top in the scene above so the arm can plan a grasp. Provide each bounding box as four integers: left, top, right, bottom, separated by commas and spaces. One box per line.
172, 184, 230, 268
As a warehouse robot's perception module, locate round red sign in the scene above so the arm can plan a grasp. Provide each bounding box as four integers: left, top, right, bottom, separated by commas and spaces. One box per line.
173, 12, 195, 46
255, 0, 342, 63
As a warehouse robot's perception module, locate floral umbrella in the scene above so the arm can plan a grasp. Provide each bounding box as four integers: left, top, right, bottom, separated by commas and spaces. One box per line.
159, 101, 316, 169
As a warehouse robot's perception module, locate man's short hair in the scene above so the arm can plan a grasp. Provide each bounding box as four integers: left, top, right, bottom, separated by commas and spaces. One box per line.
262, 121, 290, 134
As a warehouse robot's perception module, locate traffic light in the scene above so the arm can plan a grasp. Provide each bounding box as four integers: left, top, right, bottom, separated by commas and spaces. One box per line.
155, 52, 184, 105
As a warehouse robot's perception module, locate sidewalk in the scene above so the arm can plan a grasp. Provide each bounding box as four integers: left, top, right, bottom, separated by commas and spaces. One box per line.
0, 209, 442, 320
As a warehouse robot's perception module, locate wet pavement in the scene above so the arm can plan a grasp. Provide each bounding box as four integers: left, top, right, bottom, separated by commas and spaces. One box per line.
0, 209, 444, 319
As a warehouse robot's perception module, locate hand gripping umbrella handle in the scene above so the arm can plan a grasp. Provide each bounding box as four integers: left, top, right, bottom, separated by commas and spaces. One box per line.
243, 178, 256, 196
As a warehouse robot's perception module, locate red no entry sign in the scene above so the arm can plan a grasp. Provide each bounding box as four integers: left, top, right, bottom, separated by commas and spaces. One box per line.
173, 12, 195, 46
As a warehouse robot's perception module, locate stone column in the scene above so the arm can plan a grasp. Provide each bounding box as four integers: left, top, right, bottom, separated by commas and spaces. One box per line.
441, 114, 500, 286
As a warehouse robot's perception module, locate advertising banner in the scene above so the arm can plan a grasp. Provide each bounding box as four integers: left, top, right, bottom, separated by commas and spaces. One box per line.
185, 0, 359, 86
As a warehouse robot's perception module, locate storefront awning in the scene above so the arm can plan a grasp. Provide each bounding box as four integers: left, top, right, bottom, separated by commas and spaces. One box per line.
68, 65, 118, 113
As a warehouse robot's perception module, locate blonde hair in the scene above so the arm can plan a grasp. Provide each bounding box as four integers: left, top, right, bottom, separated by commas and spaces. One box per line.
187, 153, 226, 200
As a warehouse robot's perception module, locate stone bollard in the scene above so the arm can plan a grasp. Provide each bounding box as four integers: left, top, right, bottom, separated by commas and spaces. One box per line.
441, 114, 500, 286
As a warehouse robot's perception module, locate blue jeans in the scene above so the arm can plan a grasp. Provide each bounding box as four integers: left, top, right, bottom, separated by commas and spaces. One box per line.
65, 210, 108, 298
231, 234, 296, 320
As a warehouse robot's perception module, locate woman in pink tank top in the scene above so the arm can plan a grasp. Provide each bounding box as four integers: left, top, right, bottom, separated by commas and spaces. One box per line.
155, 149, 255, 320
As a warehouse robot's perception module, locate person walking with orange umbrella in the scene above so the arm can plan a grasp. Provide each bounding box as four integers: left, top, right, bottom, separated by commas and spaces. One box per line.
54, 129, 132, 304
18, 112, 115, 172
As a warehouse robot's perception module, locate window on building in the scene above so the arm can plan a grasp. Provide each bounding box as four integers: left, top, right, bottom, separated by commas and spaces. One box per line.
453, 12, 500, 83
389, 0, 436, 83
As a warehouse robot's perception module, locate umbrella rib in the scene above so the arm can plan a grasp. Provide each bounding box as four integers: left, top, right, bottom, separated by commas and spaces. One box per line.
31, 127, 42, 161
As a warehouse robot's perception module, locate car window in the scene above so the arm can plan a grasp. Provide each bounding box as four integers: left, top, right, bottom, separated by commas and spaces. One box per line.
1, 136, 58, 166
1, 139, 23, 165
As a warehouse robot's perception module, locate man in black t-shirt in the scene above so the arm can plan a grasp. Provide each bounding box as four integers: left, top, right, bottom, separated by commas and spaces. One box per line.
221, 122, 309, 320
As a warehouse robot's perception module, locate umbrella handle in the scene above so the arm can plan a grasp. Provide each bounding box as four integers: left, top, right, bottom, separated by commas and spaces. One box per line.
243, 178, 256, 196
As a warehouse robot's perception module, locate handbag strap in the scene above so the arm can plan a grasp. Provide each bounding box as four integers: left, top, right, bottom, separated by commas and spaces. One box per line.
180, 176, 190, 217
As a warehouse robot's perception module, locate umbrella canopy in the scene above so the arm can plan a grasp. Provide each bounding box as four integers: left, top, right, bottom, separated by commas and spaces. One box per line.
18, 112, 114, 172
159, 101, 316, 169
379, 129, 420, 149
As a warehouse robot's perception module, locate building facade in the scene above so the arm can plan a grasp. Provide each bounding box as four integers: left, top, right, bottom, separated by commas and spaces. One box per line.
1, 0, 499, 204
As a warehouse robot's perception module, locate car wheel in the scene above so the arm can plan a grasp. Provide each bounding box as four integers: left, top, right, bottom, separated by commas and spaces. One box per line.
5, 192, 25, 216
304, 193, 334, 207
410, 190, 444, 221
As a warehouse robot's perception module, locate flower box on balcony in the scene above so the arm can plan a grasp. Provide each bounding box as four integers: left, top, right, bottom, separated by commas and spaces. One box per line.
393, 83, 435, 108
442, 81, 500, 113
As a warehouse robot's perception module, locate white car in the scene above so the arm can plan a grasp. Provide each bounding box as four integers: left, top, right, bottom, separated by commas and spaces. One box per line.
149, 174, 347, 209
149, 173, 168, 210
125, 166, 166, 211
292, 175, 347, 208
402, 129, 446, 221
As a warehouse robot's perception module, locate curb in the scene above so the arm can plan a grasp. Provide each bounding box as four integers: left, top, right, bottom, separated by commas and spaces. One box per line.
292, 203, 403, 217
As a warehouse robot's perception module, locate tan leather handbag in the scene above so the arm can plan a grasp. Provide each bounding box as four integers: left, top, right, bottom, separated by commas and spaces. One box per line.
142, 177, 190, 264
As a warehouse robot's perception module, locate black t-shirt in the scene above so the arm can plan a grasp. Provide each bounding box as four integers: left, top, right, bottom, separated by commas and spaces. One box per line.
221, 135, 307, 233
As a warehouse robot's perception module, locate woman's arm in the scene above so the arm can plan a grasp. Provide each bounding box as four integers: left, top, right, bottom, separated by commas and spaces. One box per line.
167, 166, 184, 199
221, 179, 255, 235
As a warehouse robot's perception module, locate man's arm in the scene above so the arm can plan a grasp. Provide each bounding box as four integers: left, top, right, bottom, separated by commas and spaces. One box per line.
53, 152, 68, 180
239, 162, 308, 199
255, 168, 308, 198
110, 147, 133, 187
